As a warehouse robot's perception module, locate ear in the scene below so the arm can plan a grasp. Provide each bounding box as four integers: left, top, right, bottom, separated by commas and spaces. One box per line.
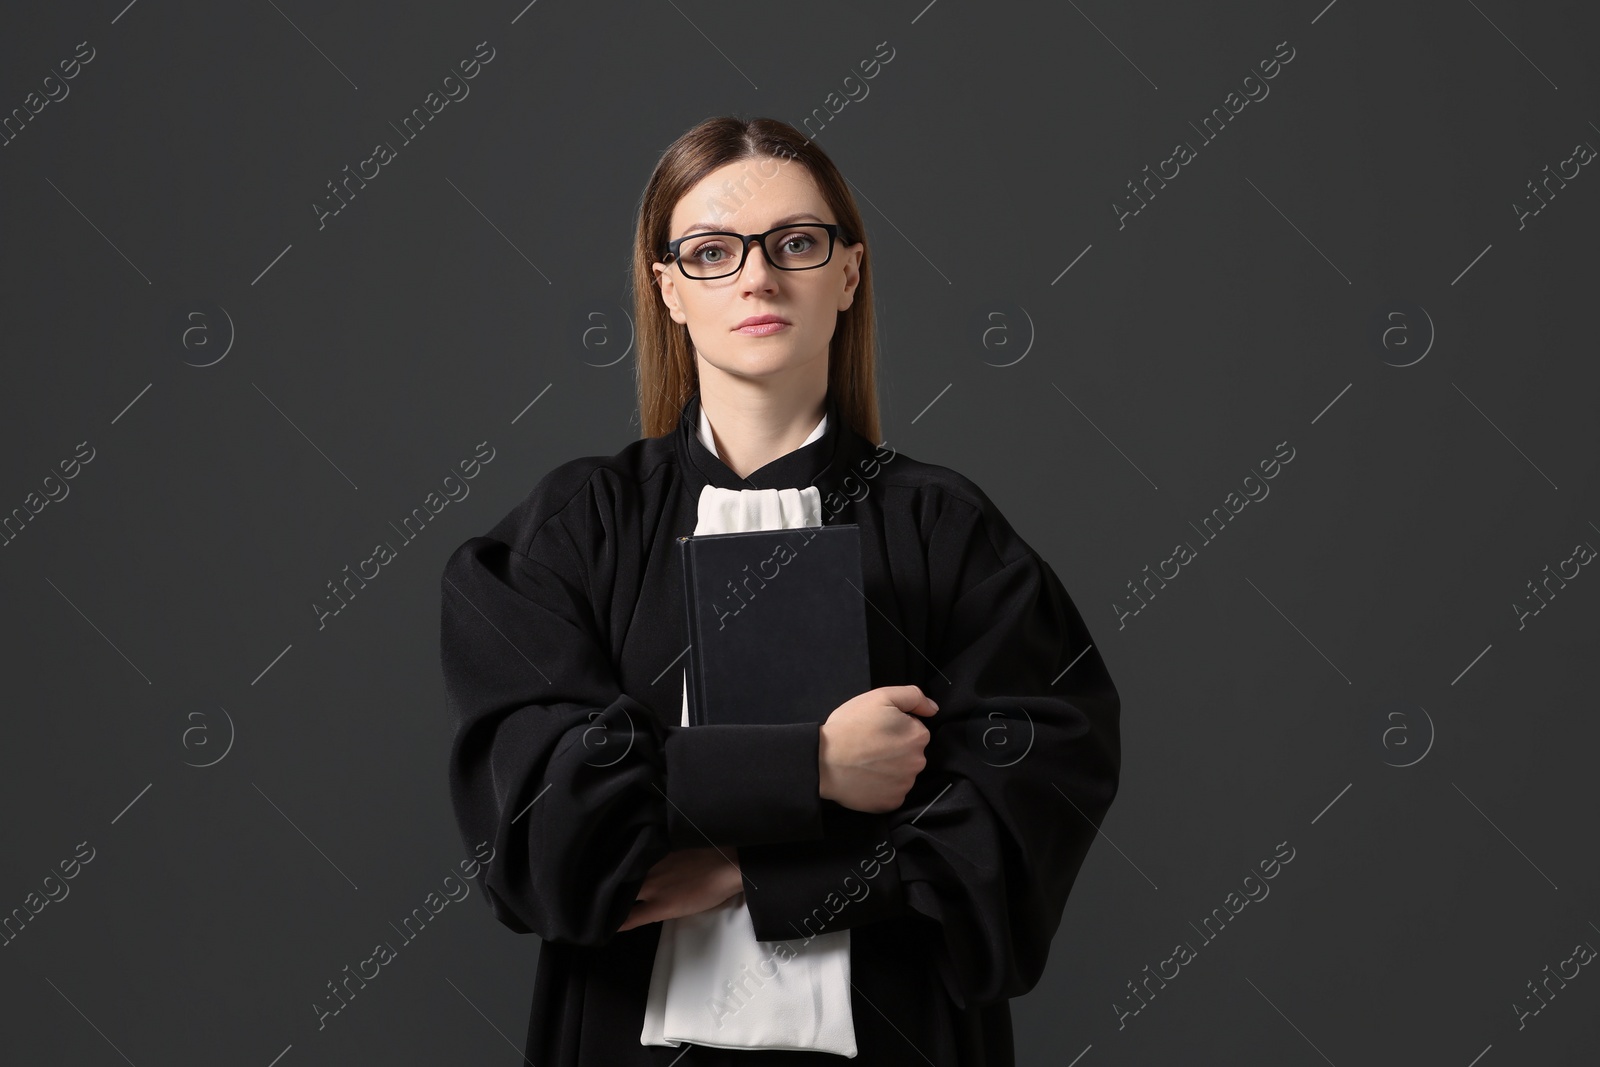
836, 242, 865, 312
652, 262, 688, 324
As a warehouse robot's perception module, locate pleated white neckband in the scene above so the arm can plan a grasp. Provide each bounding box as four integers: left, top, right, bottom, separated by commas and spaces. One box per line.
638, 481, 858, 1057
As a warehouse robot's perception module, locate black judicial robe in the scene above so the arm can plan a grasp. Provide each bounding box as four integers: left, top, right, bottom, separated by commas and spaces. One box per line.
439, 390, 1121, 1065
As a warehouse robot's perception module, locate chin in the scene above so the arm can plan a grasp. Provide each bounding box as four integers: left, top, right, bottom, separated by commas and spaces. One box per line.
705, 343, 802, 376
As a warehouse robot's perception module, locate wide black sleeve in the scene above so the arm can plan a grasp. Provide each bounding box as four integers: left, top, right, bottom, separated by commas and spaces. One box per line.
737, 490, 1122, 1011
439, 472, 828, 948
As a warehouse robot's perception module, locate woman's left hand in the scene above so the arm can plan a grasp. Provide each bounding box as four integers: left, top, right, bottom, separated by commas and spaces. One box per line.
618, 846, 744, 932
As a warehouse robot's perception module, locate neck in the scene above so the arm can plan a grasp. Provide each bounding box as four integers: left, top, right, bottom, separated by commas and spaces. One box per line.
696, 360, 828, 480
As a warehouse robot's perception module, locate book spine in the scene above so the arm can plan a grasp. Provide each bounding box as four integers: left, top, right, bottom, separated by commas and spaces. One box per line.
847, 526, 873, 695
677, 536, 703, 727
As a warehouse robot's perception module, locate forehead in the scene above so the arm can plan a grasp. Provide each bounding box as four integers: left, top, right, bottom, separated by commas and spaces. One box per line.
670, 157, 827, 233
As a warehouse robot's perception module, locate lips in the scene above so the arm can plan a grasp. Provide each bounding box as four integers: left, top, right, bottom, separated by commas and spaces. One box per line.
733, 314, 791, 330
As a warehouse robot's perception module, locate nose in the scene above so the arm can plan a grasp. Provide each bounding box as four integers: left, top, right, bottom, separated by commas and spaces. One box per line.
736, 237, 778, 292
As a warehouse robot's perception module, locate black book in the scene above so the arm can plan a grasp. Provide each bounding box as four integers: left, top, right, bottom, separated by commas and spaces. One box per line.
677, 524, 871, 728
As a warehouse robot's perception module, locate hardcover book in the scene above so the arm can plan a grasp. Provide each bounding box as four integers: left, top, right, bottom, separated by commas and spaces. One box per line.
677, 524, 871, 728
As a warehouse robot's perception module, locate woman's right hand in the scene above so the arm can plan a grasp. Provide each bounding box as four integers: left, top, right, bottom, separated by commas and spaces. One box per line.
818, 685, 939, 813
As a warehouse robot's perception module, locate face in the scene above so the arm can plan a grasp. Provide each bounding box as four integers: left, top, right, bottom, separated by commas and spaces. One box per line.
652, 157, 863, 386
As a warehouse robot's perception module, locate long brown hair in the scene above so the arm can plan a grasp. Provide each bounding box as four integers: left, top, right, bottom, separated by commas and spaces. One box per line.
631, 116, 881, 444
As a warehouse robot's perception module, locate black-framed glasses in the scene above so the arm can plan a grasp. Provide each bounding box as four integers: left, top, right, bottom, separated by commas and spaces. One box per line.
663, 223, 844, 280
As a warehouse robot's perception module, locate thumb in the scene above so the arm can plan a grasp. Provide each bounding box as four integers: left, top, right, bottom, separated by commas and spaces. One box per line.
884, 685, 939, 716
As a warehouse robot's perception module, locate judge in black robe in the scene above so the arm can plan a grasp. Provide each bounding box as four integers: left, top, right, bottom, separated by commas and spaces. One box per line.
439, 389, 1121, 1065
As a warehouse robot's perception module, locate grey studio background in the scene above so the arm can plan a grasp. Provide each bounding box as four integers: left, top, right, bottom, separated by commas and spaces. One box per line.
2, 0, 1597, 1064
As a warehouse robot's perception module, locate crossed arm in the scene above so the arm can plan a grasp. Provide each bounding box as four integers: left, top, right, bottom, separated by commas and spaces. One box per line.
619, 685, 937, 933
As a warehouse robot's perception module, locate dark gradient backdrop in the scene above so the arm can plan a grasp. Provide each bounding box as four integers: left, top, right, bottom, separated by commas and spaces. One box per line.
2, 1, 1597, 1064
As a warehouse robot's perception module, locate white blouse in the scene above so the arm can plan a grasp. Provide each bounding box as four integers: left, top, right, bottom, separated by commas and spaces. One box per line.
641, 402, 856, 1057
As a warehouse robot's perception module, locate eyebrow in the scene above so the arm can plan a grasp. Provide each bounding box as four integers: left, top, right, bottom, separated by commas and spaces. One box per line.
679, 212, 828, 235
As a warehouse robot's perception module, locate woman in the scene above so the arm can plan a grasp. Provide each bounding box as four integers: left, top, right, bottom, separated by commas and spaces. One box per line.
439, 116, 1121, 1065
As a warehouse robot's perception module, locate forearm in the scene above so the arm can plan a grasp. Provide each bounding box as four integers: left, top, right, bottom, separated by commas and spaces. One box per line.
735, 823, 911, 941
662, 721, 828, 848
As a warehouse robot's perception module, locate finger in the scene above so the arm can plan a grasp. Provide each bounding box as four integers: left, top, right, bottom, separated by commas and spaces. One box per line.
894, 685, 940, 716
881, 684, 935, 714
619, 900, 648, 932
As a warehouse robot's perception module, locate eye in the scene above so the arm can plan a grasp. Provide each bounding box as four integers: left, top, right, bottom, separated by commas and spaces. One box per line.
689, 241, 730, 263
